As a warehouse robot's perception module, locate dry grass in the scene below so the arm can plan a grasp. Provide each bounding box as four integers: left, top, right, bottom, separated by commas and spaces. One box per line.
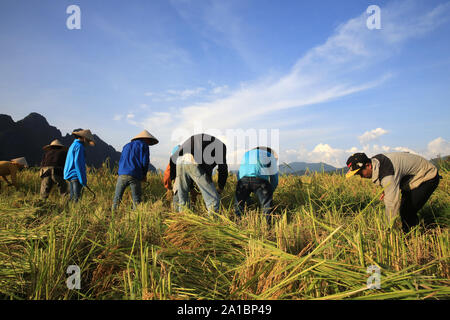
0, 164, 448, 300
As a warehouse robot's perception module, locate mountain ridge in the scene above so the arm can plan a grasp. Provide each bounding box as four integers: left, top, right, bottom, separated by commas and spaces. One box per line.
0, 112, 121, 168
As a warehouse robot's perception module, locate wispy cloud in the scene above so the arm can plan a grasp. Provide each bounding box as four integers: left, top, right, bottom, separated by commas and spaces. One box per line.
135, 1, 450, 167
163, 1, 449, 134
170, 0, 256, 69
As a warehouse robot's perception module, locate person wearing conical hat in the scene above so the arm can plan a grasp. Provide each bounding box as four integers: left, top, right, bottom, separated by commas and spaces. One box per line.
112, 130, 158, 210
64, 130, 96, 202
39, 139, 68, 199
0, 157, 28, 189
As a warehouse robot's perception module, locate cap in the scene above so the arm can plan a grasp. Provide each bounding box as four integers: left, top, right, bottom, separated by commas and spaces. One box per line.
345, 153, 371, 178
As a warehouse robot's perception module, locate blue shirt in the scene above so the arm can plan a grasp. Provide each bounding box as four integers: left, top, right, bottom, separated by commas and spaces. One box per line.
63, 139, 87, 186
118, 139, 149, 180
238, 149, 279, 190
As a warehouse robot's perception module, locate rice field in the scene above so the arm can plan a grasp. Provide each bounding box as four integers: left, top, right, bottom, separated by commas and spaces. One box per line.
0, 162, 449, 300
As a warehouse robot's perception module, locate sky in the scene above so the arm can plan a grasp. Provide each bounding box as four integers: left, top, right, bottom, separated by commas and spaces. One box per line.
1, 0, 449, 169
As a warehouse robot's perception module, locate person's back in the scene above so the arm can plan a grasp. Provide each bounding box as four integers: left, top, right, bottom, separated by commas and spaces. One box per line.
238, 148, 278, 190
170, 133, 228, 189
40, 145, 68, 198
112, 130, 157, 210
0, 161, 15, 177
235, 147, 278, 222
373, 152, 437, 191
118, 139, 149, 181
41, 148, 67, 174
170, 134, 228, 215
64, 139, 87, 186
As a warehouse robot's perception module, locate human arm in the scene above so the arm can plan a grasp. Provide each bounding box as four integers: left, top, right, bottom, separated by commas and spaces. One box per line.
270, 173, 279, 191
380, 175, 401, 226
217, 163, 228, 192
141, 144, 149, 181
74, 144, 87, 186
163, 163, 172, 190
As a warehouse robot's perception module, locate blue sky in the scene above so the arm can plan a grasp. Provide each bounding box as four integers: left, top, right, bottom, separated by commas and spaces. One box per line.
1, 0, 449, 169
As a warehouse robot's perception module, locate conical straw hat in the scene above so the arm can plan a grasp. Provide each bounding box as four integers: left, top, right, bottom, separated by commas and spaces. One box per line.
131, 130, 159, 145
11, 157, 28, 167
43, 139, 66, 150
73, 129, 95, 146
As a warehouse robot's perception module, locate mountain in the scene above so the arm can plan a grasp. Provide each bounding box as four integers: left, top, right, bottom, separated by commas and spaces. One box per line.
278, 161, 340, 175
430, 155, 450, 171
229, 161, 341, 176
0, 112, 121, 168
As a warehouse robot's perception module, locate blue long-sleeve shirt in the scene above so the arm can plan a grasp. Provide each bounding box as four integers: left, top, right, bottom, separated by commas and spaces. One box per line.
63, 139, 87, 186
238, 149, 279, 190
118, 139, 149, 180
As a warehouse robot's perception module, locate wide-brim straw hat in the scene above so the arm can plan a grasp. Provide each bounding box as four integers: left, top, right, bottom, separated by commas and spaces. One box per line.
131, 130, 159, 145
43, 139, 66, 150
73, 129, 95, 146
11, 157, 28, 167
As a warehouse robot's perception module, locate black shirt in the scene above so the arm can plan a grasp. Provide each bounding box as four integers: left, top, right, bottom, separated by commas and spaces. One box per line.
41, 148, 68, 168
170, 133, 228, 190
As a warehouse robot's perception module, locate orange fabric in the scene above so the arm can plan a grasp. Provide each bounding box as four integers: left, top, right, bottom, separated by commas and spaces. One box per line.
163, 163, 172, 190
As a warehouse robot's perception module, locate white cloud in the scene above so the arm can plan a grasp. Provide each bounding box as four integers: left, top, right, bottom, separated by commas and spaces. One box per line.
426, 137, 450, 158
358, 128, 389, 144
133, 2, 450, 168
280, 144, 346, 168
307, 144, 346, 167
166, 1, 449, 135
280, 140, 440, 168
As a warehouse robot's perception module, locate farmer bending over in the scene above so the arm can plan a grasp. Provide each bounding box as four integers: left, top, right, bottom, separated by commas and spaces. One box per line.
0, 157, 28, 189
112, 130, 158, 210
235, 147, 279, 223
40, 139, 68, 199
170, 133, 228, 216
346, 152, 440, 232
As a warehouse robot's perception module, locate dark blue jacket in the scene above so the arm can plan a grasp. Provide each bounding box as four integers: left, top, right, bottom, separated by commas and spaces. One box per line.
118, 139, 149, 180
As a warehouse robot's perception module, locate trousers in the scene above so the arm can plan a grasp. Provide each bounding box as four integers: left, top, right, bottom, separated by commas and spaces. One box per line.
235, 176, 274, 219
400, 173, 440, 232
